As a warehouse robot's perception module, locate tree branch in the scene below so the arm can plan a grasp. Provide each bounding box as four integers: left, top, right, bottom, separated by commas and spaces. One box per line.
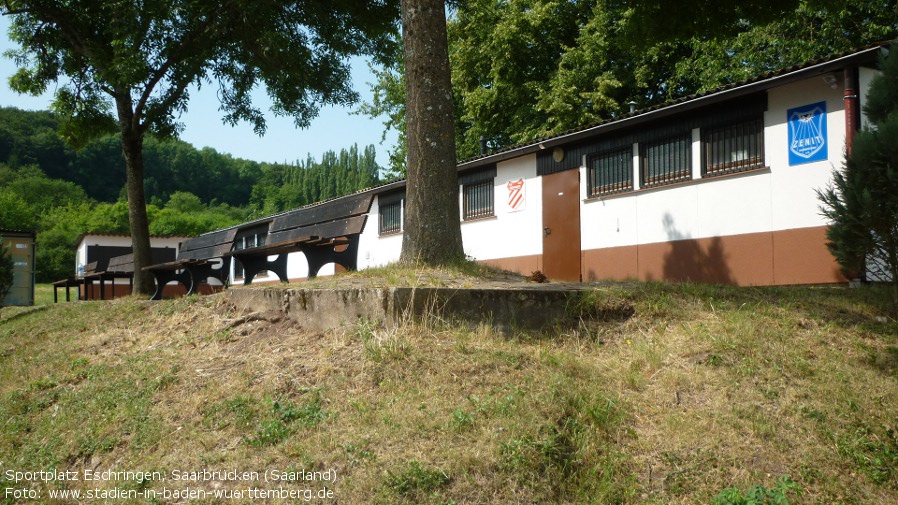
133, 0, 240, 127
0, 0, 32, 16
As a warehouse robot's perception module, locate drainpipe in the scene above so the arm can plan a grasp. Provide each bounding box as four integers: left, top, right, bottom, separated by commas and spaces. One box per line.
844, 66, 860, 156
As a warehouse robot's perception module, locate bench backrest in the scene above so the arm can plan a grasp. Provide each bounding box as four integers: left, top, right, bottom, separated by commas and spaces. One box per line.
268, 192, 373, 235
106, 254, 133, 272
108, 248, 177, 272
267, 214, 368, 245
177, 228, 238, 261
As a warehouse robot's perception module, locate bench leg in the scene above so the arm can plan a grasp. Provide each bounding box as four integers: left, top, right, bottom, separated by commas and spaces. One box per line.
184, 266, 204, 296
300, 235, 361, 278
236, 254, 289, 284
148, 270, 192, 300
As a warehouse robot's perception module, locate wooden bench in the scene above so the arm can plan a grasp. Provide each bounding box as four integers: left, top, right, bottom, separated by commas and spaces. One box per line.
82, 249, 178, 300
226, 192, 373, 284
52, 257, 108, 303
52, 277, 86, 303
143, 229, 237, 300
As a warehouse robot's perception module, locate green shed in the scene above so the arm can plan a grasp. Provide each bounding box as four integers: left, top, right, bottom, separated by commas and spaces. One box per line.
1, 229, 36, 307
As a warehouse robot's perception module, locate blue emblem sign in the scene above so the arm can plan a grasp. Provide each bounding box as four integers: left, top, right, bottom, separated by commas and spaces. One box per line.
788, 101, 828, 166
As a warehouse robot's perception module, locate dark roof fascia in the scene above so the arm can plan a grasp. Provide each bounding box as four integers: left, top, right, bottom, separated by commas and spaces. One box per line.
0, 229, 36, 238
458, 45, 886, 171
73, 233, 191, 250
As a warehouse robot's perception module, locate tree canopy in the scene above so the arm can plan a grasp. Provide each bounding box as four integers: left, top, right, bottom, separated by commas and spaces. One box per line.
365, 0, 898, 173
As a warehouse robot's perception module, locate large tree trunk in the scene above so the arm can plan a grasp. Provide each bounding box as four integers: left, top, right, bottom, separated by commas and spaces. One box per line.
116, 96, 155, 295
399, 0, 464, 265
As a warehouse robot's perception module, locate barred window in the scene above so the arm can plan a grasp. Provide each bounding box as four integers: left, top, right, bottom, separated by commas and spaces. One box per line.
588, 148, 633, 196
234, 233, 266, 251
641, 135, 691, 188
703, 118, 764, 176
233, 227, 269, 279
463, 180, 494, 220
379, 200, 403, 235
379, 191, 404, 235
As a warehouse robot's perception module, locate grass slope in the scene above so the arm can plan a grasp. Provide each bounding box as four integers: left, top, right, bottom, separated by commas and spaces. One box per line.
0, 282, 896, 504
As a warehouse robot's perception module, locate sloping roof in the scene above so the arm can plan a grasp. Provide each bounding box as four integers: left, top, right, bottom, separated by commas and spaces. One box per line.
194, 179, 408, 237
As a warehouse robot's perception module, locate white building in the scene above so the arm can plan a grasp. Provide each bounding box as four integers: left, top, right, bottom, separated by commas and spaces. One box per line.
217, 45, 885, 288
74, 234, 189, 299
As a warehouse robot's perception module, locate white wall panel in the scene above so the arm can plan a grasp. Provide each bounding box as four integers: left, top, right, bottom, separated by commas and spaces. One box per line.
357, 196, 403, 269
694, 173, 774, 238
581, 195, 639, 250
766, 77, 845, 232
462, 154, 542, 261
634, 185, 700, 244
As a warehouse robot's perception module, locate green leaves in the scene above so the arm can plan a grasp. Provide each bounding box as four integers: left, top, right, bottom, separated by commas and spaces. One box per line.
819, 45, 898, 310
0, 240, 14, 305
3, 0, 400, 141
364, 0, 898, 162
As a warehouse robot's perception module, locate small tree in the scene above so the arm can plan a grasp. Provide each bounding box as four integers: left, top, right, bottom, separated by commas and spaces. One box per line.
819, 46, 898, 310
0, 240, 14, 305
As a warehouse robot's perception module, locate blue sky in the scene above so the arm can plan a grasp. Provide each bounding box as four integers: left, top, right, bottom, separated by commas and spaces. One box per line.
0, 16, 398, 168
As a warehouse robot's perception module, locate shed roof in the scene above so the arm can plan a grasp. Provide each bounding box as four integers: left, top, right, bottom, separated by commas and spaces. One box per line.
0, 229, 36, 237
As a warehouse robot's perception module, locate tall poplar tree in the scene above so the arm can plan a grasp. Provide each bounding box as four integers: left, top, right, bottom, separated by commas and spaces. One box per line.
399, 0, 464, 265
2, 0, 398, 294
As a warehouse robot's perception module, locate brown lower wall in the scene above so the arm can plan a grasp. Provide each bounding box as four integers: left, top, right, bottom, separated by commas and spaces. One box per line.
581, 226, 843, 286
81, 282, 221, 300
771, 227, 843, 285
480, 254, 543, 277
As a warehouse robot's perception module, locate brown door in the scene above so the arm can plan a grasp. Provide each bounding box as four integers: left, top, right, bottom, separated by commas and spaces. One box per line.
542, 169, 581, 281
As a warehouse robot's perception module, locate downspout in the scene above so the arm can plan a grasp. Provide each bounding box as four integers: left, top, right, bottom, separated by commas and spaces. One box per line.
843, 66, 860, 156
843, 65, 867, 284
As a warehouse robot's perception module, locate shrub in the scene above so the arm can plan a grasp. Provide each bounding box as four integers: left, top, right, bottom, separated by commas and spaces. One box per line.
0, 240, 14, 305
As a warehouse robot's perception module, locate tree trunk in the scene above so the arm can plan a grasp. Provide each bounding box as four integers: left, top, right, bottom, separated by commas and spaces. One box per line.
115, 95, 155, 295
399, 0, 464, 265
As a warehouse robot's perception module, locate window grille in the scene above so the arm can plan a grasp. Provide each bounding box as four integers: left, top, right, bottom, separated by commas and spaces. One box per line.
463, 179, 494, 220
703, 118, 764, 176
641, 135, 691, 188
379, 200, 403, 235
588, 148, 633, 196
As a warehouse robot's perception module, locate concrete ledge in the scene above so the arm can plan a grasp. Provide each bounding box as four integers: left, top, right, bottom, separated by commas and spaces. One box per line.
226, 286, 600, 334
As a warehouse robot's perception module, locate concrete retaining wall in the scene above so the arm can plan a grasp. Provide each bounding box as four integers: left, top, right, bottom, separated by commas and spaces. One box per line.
227, 286, 598, 334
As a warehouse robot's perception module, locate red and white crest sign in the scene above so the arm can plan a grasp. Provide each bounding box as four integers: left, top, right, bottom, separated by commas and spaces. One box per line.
506, 178, 525, 212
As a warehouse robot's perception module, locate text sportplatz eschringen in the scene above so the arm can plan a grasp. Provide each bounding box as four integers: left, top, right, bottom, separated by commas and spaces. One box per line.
3, 467, 337, 485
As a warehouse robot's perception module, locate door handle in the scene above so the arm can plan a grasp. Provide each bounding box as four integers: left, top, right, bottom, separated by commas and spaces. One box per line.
543, 227, 551, 237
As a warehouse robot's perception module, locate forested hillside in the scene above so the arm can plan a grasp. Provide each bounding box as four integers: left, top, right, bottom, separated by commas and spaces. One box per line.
0, 107, 384, 282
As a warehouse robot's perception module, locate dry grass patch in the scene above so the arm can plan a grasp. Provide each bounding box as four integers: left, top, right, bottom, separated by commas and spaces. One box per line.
0, 282, 896, 504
